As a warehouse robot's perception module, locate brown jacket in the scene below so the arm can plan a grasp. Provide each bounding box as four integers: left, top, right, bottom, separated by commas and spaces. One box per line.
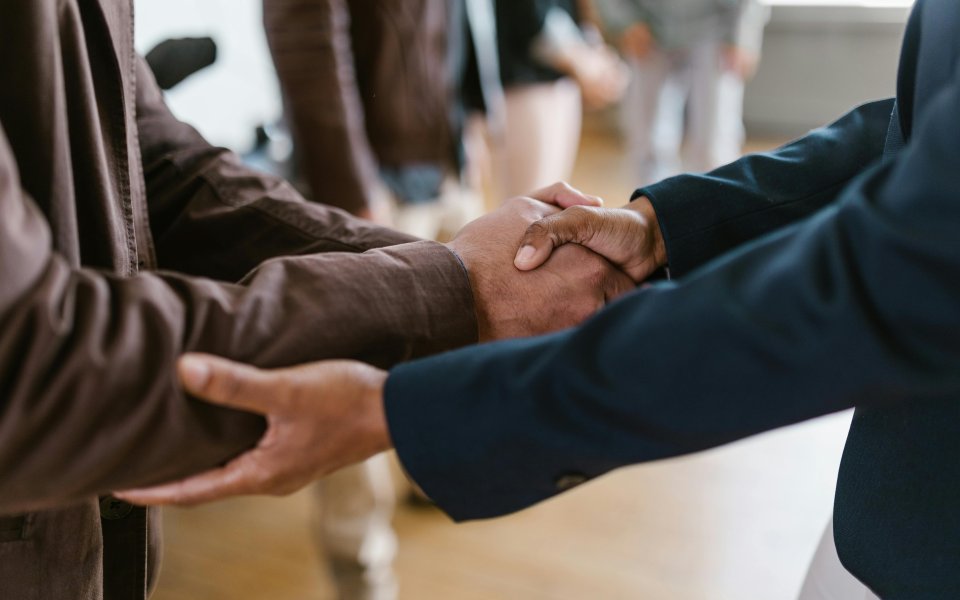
263, 0, 461, 213
0, 1, 476, 598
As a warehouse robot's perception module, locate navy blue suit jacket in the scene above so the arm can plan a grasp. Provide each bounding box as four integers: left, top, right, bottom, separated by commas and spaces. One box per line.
386, 1, 960, 596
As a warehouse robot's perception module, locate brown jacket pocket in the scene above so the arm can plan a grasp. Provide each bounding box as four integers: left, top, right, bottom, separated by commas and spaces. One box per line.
0, 514, 27, 542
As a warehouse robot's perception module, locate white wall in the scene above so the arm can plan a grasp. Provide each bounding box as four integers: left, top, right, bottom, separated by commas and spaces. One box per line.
744, 3, 911, 136
134, 0, 282, 151
132, 1, 913, 146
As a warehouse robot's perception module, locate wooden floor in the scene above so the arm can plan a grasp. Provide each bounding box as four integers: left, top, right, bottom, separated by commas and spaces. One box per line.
152, 130, 855, 600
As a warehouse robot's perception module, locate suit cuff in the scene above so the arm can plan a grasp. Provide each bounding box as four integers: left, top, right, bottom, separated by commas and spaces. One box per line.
383, 331, 582, 523
633, 180, 708, 277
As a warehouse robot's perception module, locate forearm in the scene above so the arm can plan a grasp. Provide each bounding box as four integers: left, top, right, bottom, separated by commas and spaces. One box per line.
385, 80, 960, 519
0, 122, 475, 511
0, 239, 474, 513
137, 57, 401, 281
387, 170, 960, 520
640, 99, 894, 276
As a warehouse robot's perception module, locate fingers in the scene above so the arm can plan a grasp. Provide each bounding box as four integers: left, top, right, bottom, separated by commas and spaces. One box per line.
177, 354, 279, 415
604, 262, 639, 302
528, 182, 603, 209
115, 454, 262, 506
514, 206, 597, 271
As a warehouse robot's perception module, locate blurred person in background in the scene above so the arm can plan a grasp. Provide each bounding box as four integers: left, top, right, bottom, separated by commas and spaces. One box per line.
0, 0, 633, 597
263, 1, 507, 597
263, 0, 502, 241
490, 0, 628, 198
596, 0, 769, 185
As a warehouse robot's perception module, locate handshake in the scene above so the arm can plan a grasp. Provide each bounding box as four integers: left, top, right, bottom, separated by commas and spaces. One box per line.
116, 182, 667, 506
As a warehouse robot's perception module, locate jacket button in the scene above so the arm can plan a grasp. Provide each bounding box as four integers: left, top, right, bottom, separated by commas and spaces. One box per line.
554, 472, 589, 492
99, 496, 133, 520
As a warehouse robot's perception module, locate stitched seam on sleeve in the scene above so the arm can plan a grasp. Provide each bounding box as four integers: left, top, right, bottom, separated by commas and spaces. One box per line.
669, 179, 849, 244
157, 151, 368, 253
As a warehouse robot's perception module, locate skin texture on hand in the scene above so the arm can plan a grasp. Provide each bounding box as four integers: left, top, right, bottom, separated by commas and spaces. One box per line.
514, 195, 667, 283
448, 190, 636, 341
115, 355, 390, 506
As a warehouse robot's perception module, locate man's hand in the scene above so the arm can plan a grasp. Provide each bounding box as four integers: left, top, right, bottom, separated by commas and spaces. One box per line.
449, 183, 635, 340
115, 354, 389, 506
513, 195, 667, 283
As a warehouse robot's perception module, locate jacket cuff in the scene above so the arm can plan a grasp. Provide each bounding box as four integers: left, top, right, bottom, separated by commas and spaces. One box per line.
375, 241, 479, 357
633, 179, 711, 277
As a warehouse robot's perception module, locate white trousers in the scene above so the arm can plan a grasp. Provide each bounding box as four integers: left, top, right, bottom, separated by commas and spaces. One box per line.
797, 520, 880, 600
495, 77, 583, 199
624, 42, 745, 186
312, 454, 398, 600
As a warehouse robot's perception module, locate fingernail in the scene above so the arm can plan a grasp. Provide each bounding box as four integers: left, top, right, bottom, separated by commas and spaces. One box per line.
179, 355, 211, 390
515, 245, 536, 266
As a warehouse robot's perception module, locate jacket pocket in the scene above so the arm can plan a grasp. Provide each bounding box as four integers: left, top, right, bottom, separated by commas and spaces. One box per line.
0, 514, 28, 542
0, 514, 39, 600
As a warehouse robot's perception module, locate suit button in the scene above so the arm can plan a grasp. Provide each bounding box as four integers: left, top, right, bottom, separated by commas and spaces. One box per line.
554, 472, 589, 492
99, 496, 133, 520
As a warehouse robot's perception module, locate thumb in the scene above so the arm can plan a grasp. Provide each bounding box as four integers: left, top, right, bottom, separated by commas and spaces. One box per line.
514, 207, 597, 271
177, 354, 277, 415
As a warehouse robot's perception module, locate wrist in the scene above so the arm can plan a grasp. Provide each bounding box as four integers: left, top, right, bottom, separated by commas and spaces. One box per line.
444, 242, 494, 340
626, 196, 667, 268
357, 366, 392, 456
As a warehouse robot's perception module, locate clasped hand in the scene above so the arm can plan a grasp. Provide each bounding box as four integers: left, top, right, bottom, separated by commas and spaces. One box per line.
116, 183, 664, 506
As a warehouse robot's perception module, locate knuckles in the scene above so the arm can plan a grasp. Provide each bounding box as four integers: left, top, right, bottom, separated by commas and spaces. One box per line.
523, 220, 551, 243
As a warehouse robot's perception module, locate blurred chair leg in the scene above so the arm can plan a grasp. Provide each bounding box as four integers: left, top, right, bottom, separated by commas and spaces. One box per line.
313, 454, 398, 600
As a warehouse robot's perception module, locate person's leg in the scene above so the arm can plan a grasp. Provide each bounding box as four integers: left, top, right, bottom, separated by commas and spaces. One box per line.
496, 77, 583, 198
624, 50, 684, 186
685, 41, 745, 173
797, 520, 880, 600
313, 454, 398, 600
713, 68, 747, 166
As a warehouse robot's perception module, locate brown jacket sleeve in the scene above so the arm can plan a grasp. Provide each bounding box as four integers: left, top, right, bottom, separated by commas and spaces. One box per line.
136, 58, 393, 281
0, 117, 476, 514
262, 0, 378, 214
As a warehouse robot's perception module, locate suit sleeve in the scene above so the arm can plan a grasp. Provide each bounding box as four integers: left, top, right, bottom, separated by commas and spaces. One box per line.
382, 83, 960, 521
0, 122, 476, 514
639, 98, 894, 277
262, 0, 379, 215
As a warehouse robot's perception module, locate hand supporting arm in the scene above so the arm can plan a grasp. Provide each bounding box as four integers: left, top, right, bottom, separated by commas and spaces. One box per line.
0, 119, 475, 513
